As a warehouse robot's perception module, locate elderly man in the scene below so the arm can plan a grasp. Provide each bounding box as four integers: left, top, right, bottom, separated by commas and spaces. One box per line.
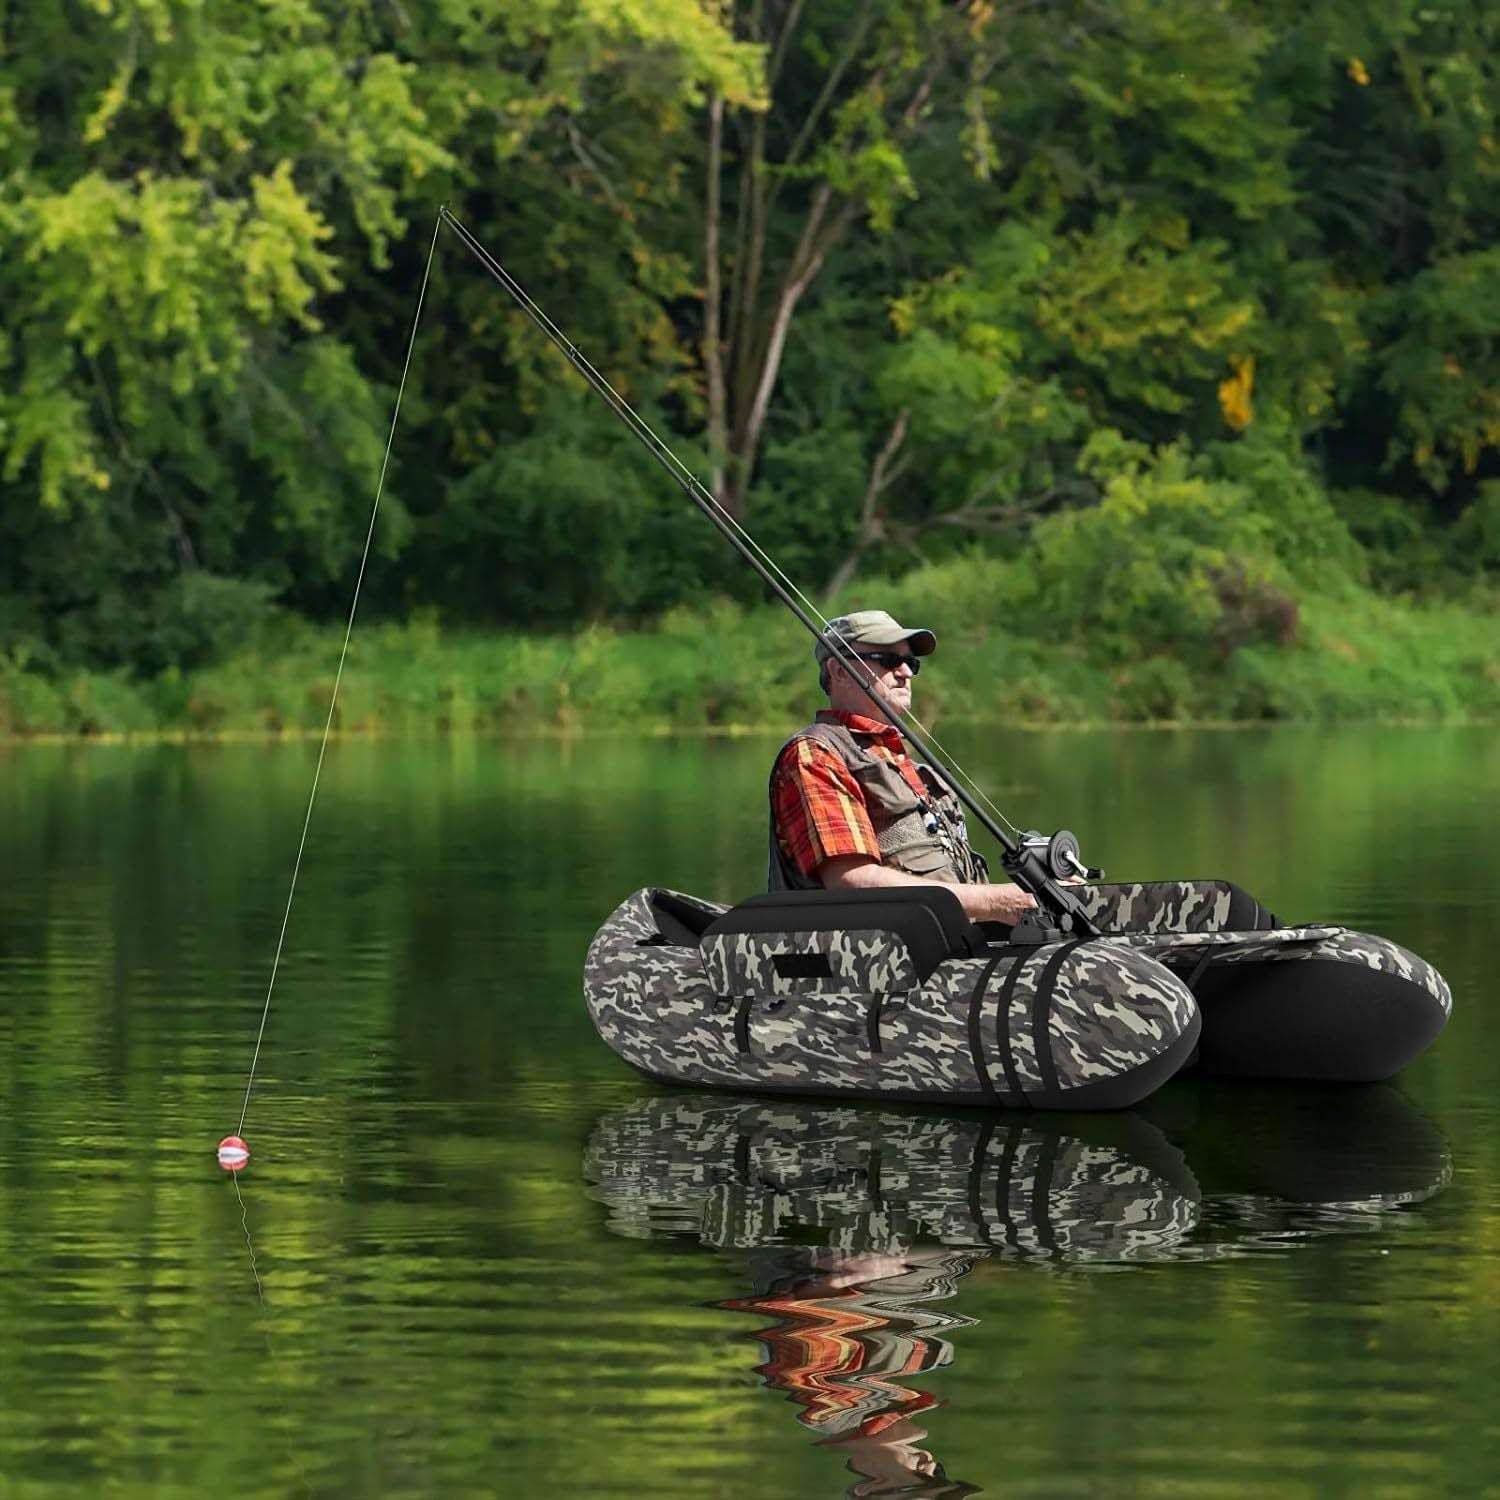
768, 610, 1037, 923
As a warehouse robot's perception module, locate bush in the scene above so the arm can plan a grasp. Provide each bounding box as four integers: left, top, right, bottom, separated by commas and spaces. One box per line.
1019, 432, 1294, 664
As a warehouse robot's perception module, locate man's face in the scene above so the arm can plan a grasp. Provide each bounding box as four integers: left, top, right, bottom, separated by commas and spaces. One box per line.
832, 640, 917, 719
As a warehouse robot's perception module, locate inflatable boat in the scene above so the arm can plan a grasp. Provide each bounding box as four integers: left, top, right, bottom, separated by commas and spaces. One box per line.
443, 217, 1452, 1114
583, 879, 1451, 1111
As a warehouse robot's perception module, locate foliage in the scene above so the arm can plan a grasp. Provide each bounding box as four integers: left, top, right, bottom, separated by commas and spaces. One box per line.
0, 0, 1497, 719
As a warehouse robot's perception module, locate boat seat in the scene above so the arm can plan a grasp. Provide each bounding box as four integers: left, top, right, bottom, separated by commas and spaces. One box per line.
704, 886, 987, 986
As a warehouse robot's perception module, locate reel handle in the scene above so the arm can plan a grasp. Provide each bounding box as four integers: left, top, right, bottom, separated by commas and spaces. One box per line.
1017, 829, 1104, 883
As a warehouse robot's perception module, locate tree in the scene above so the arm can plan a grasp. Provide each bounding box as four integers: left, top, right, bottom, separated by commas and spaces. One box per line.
0, 0, 763, 664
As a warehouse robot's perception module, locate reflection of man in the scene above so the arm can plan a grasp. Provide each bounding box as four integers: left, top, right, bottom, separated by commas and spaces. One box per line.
835, 1415, 970, 1500
719, 1248, 983, 1499
769, 610, 1036, 925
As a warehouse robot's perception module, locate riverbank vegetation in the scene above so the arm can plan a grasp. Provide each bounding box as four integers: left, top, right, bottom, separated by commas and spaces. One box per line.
3, 1, 1498, 736
4, 565, 1494, 737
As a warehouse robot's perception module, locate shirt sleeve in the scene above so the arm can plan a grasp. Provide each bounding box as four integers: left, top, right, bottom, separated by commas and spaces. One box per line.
772, 735, 882, 878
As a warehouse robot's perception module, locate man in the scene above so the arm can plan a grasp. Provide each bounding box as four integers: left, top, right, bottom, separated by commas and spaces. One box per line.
768, 609, 1037, 923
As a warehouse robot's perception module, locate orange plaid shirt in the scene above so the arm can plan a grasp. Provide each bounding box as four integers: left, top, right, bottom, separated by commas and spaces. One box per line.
771, 710, 928, 880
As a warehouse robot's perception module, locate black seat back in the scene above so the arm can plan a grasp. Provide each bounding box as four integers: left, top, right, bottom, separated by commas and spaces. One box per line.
736, 887, 986, 959
700, 886, 986, 994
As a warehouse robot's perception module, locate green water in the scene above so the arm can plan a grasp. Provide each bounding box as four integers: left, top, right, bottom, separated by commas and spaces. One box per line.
0, 729, 1496, 1498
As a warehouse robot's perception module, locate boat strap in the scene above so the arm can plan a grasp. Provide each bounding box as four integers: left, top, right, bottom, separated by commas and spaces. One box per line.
992, 950, 1037, 1102
1184, 946, 1220, 993
967, 954, 1008, 1104
1176, 937, 1298, 994
734, 993, 755, 1054
1030, 940, 1091, 1098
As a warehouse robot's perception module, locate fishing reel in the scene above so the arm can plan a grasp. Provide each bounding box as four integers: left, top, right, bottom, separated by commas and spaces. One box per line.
1002, 829, 1104, 944
1016, 828, 1103, 883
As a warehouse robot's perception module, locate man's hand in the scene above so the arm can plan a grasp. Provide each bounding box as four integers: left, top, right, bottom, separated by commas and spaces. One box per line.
981, 882, 1038, 923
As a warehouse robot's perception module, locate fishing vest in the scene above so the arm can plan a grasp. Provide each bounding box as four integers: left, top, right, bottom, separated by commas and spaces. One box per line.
767, 719, 988, 891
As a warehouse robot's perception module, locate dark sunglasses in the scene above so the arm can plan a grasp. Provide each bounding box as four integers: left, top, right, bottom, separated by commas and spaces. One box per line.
851, 650, 920, 676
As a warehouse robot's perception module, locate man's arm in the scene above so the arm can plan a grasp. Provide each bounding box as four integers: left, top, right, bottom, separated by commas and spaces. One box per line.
816, 855, 1038, 924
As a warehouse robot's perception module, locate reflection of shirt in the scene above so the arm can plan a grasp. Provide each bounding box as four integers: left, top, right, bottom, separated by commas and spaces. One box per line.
719, 1284, 945, 1438
772, 710, 927, 878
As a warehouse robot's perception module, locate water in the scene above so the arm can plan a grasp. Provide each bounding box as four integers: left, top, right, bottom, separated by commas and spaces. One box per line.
0, 728, 1495, 1497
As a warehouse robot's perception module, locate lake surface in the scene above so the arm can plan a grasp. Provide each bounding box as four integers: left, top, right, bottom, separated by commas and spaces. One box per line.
0, 727, 1496, 1497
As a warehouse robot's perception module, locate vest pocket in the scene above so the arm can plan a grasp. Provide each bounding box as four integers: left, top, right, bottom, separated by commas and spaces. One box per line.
881, 841, 959, 879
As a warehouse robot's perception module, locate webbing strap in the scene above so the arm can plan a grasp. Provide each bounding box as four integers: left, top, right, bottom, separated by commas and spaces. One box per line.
1184, 946, 1220, 993
993, 948, 1039, 1101
966, 954, 1006, 1104
1030, 940, 1089, 1098
734, 994, 754, 1054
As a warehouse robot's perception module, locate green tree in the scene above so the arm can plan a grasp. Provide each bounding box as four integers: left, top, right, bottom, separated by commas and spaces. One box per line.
0, 0, 761, 665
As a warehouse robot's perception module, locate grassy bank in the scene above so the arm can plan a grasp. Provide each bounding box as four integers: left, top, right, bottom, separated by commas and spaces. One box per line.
3, 557, 1496, 740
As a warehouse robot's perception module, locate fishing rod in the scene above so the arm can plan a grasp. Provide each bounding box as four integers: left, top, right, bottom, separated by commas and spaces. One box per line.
436, 207, 1100, 934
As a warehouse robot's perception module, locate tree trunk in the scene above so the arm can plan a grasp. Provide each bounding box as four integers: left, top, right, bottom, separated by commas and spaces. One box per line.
704, 92, 729, 506
823, 408, 909, 599
706, 2, 972, 533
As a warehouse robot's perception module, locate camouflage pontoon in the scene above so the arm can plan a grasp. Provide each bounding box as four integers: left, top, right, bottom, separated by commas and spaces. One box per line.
582, 881, 1451, 1110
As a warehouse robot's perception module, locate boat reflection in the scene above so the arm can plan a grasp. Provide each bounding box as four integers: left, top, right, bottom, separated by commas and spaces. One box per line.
585, 1100, 1202, 1260
582, 1087, 1449, 1497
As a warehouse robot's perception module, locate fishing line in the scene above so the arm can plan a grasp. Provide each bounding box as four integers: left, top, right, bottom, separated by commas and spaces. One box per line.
436, 207, 1024, 844
229, 1173, 317, 1497
225, 208, 444, 1156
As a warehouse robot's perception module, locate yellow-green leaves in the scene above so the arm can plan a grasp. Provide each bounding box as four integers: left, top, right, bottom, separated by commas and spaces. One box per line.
3, 350, 108, 511
243, 162, 338, 328
6, 158, 345, 516
576, 0, 765, 109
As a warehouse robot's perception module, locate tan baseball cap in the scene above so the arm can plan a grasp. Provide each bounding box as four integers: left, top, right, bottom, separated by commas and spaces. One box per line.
814, 609, 937, 665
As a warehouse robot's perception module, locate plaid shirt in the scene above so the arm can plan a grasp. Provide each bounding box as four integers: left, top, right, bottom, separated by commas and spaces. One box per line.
771, 710, 928, 879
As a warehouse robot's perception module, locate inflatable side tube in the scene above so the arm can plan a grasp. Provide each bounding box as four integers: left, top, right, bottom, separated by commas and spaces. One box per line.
583, 890, 1200, 1111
